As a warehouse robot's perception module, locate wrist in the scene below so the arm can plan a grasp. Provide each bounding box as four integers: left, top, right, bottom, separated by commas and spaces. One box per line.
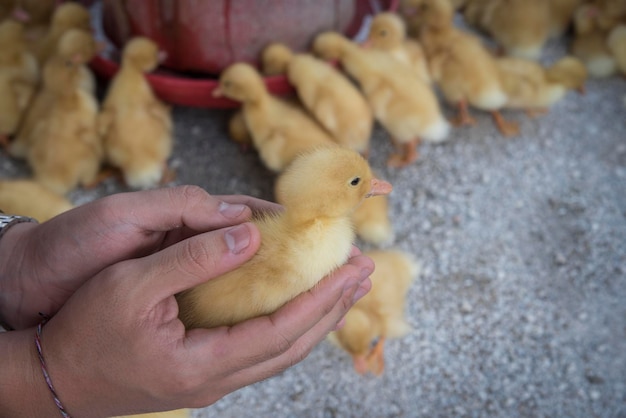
0, 327, 61, 417
0, 221, 39, 330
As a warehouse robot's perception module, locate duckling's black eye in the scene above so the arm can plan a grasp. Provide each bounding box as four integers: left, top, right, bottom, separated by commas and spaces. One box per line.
380, 30, 387, 37
350, 177, 361, 186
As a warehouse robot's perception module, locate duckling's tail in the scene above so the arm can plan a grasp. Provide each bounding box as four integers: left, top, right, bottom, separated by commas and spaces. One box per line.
421, 116, 450, 143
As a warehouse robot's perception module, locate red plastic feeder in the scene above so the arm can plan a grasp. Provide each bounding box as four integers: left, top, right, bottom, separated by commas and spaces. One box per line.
89, 0, 398, 108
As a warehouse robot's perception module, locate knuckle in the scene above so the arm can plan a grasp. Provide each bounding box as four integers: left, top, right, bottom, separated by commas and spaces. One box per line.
175, 185, 210, 206
272, 332, 294, 355
177, 238, 217, 278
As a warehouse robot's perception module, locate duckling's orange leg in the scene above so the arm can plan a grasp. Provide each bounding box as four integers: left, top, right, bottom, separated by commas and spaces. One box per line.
449, 100, 477, 127
491, 111, 520, 137
387, 138, 420, 168
82, 166, 124, 189
0, 134, 10, 151
366, 336, 386, 376
159, 163, 177, 185
524, 108, 549, 118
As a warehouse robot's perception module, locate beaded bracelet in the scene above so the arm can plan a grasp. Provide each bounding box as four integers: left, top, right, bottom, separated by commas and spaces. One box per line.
35, 313, 73, 418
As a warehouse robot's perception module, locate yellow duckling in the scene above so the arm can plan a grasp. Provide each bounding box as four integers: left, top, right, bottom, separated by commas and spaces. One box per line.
261, 42, 373, 156
313, 31, 449, 167
177, 147, 392, 329
212, 62, 336, 173
329, 249, 420, 376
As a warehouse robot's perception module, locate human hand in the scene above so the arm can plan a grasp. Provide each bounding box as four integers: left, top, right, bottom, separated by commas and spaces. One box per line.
0, 185, 281, 329
34, 221, 373, 417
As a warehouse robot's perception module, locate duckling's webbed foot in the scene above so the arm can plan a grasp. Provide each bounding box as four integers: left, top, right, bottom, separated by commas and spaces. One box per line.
387, 139, 419, 168
491, 111, 520, 137
449, 100, 477, 127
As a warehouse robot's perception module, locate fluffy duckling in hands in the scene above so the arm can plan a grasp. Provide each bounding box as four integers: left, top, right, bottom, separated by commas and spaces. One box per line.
496, 56, 587, 114
261, 42, 373, 156
365, 12, 431, 84
25, 42, 102, 195
0, 179, 74, 222
213, 62, 336, 172
98, 37, 174, 189
177, 147, 392, 329
329, 249, 419, 376
313, 31, 449, 167
401, 0, 520, 137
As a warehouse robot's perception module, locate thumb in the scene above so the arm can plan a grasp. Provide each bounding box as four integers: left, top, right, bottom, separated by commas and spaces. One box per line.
134, 222, 261, 301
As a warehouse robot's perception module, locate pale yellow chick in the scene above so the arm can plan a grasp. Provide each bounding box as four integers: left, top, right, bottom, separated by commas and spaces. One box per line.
177, 147, 393, 329
212, 62, 336, 173
313, 32, 449, 167
261, 42, 373, 155
328, 249, 420, 376
400, 0, 520, 137
32, 2, 91, 65
365, 12, 431, 85
462, 0, 552, 60
608, 24, 626, 75
0, 179, 73, 222
496, 56, 587, 112
0, 20, 38, 145
10, 28, 97, 159
570, 3, 618, 78
25, 48, 102, 195
98, 37, 174, 189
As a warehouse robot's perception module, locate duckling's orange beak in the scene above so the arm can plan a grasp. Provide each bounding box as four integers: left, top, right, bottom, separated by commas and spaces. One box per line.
366, 178, 393, 197
212, 86, 224, 98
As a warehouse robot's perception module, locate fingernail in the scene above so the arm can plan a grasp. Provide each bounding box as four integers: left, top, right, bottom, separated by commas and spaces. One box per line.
224, 224, 251, 254
352, 285, 369, 304
219, 201, 247, 219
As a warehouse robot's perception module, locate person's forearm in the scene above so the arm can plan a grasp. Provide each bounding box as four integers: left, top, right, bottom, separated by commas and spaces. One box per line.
0, 222, 42, 330
0, 329, 61, 417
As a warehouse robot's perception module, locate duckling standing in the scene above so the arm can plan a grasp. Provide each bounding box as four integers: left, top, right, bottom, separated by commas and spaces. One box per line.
313, 31, 449, 167
98, 37, 174, 189
261, 42, 373, 156
212, 62, 336, 173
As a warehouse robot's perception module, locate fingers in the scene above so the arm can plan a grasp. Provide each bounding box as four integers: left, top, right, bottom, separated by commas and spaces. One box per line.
99, 186, 255, 232
184, 253, 374, 377
131, 222, 262, 300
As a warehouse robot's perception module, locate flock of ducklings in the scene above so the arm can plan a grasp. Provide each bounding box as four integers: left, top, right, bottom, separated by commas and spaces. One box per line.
0, 0, 625, 392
